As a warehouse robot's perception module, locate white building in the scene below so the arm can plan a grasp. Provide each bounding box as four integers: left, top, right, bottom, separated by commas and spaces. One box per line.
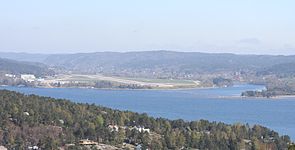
5, 74, 16, 78
132, 126, 150, 133
108, 125, 119, 132
21, 74, 36, 82
0, 146, 8, 150
28, 146, 38, 150
37, 78, 45, 82
23, 112, 30, 116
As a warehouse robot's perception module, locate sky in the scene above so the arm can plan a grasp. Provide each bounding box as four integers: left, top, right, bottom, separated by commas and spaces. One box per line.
0, 0, 295, 55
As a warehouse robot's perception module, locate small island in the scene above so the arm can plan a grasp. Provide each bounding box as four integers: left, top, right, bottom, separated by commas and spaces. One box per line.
241, 77, 295, 98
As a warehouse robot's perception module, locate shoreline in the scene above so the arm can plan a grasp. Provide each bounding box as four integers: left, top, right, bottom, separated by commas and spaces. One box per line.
7, 84, 293, 99
1, 84, 218, 91
220, 95, 295, 100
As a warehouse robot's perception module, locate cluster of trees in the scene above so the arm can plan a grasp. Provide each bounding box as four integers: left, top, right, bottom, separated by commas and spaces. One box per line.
51, 80, 152, 89
0, 90, 291, 149
266, 78, 295, 96
241, 90, 274, 98
213, 77, 233, 87
256, 62, 295, 77
243, 77, 295, 98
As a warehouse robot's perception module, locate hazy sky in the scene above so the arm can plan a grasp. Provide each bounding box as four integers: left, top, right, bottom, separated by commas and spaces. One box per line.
0, 0, 295, 54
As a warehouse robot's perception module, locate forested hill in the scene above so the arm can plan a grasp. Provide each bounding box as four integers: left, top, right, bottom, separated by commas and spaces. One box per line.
42, 51, 295, 73
0, 52, 49, 63
2, 51, 295, 77
257, 62, 295, 76
0, 58, 54, 77
40, 51, 295, 79
0, 90, 291, 149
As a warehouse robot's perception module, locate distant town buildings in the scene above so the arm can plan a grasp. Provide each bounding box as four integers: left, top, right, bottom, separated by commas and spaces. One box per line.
37, 78, 45, 82
28, 146, 39, 150
21, 74, 36, 82
131, 126, 150, 133
107, 124, 151, 134
5, 74, 16, 78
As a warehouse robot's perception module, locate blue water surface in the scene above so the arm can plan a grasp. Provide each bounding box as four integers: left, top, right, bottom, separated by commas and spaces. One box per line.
1, 84, 294, 140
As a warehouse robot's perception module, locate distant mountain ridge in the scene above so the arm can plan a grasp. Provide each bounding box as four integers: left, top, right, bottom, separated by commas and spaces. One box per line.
0, 58, 53, 77
42, 51, 295, 77
257, 62, 295, 76
1, 51, 295, 77
0, 52, 49, 62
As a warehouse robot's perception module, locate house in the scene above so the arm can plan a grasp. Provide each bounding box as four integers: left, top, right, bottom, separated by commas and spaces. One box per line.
37, 78, 45, 82
0, 146, 7, 150
59, 119, 65, 124
203, 130, 211, 135
136, 144, 142, 150
108, 124, 119, 132
131, 126, 150, 133
21, 74, 36, 82
79, 139, 98, 145
4, 74, 16, 78
28, 146, 39, 150
23, 112, 30, 116
243, 139, 252, 145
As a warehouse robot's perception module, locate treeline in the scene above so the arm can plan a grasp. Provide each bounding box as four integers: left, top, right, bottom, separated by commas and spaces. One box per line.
213, 77, 233, 87
256, 62, 295, 77
242, 77, 295, 98
0, 90, 291, 149
241, 90, 275, 98
51, 80, 152, 89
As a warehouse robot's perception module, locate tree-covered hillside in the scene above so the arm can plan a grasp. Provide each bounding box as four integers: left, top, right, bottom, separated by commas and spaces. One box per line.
42, 51, 295, 76
257, 62, 295, 76
0, 90, 290, 150
3, 51, 295, 78
0, 58, 54, 77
